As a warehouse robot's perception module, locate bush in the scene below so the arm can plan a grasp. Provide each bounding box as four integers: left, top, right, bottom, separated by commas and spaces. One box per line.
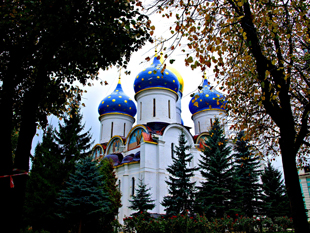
123, 214, 294, 233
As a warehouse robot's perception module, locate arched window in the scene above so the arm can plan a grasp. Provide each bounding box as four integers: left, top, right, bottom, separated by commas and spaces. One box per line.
111, 122, 114, 138
100, 124, 103, 140
153, 98, 156, 117
132, 177, 135, 196
168, 100, 171, 119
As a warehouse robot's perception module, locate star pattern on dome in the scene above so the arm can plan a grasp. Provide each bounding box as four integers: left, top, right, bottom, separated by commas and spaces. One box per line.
133, 55, 179, 96
98, 77, 137, 117
189, 77, 227, 115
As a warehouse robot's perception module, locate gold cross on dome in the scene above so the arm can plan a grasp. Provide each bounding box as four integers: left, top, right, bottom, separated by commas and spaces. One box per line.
118, 67, 122, 83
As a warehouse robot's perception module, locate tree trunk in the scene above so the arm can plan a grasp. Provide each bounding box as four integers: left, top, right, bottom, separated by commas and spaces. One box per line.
280, 137, 309, 233
78, 219, 82, 233
0, 70, 18, 232
0, 66, 48, 232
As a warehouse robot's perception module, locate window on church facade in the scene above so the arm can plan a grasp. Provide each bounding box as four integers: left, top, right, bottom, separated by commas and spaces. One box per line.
100, 124, 103, 140
118, 180, 121, 192
168, 100, 171, 118
140, 102, 142, 120
171, 143, 174, 158
210, 119, 213, 127
198, 121, 201, 133
111, 122, 114, 138
153, 98, 156, 117
131, 177, 135, 196
123, 123, 126, 137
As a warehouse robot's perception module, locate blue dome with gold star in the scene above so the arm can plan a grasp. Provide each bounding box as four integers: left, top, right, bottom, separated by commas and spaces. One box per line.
189, 77, 227, 115
134, 55, 179, 97
98, 79, 137, 118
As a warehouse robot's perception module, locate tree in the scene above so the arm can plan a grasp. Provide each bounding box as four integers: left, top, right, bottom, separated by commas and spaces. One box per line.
55, 104, 93, 180
162, 131, 198, 216
23, 127, 63, 232
56, 156, 110, 233
129, 178, 155, 216
98, 158, 122, 232
196, 118, 233, 218
261, 161, 292, 219
154, 0, 309, 231
232, 131, 262, 218
0, 1, 151, 230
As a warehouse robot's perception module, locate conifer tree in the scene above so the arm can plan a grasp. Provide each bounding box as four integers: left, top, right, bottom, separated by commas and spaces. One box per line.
129, 178, 155, 216
56, 156, 110, 233
232, 131, 262, 217
55, 104, 93, 178
98, 158, 122, 232
162, 131, 198, 216
24, 126, 64, 232
196, 118, 233, 218
261, 161, 291, 218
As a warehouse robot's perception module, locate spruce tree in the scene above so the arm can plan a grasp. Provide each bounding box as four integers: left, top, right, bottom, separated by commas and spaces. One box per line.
24, 126, 64, 232
56, 156, 110, 233
196, 118, 233, 218
129, 178, 155, 216
261, 161, 291, 218
162, 131, 198, 216
55, 104, 93, 179
98, 158, 122, 232
232, 131, 262, 217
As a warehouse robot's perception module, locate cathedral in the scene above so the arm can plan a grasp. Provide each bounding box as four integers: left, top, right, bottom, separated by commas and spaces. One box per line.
91, 50, 232, 223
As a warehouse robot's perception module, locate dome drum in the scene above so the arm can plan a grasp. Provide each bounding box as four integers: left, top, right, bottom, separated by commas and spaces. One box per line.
135, 89, 177, 125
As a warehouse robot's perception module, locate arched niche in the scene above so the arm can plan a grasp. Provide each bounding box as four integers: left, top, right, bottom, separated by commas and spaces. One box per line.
107, 136, 124, 154
127, 126, 147, 151
92, 144, 104, 159
196, 133, 209, 151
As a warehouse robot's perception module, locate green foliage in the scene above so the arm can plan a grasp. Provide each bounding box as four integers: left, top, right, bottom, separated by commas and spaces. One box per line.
1, 0, 151, 129
98, 158, 122, 232
261, 162, 291, 218
23, 127, 64, 232
55, 105, 93, 179
162, 131, 198, 216
56, 156, 110, 233
129, 178, 155, 216
232, 131, 262, 217
24, 108, 94, 232
196, 118, 233, 218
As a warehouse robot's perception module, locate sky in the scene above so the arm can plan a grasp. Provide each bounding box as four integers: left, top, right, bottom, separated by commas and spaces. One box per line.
30, 6, 284, 173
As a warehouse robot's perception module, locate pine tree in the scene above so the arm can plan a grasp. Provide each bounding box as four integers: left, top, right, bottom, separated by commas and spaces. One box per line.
55, 104, 93, 179
98, 158, 122, 232
261, 161, 291, 218
129, 178, 155, 216
56, 156, 110, 233
23, 126, 64, 232
232, 131, 262, 217
162, 131, 198, 216
196, 118, 233, 218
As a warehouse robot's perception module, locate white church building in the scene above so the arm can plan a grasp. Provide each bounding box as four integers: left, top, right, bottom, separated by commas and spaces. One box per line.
91, 51, 232, 222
